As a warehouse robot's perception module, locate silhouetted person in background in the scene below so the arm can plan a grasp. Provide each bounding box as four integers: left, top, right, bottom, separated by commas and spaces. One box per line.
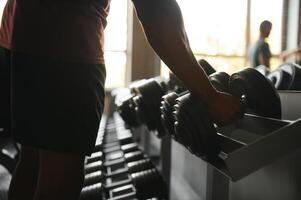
248, 20, 272, 68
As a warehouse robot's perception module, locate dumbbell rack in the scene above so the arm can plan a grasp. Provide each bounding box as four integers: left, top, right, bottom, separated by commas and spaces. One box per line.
113, 87, 301, 200
81, 114, 168, 200
210, 66, 301, 175
128, 118, 172, 191
213, 114, 300, 180
169, 91, 301, 200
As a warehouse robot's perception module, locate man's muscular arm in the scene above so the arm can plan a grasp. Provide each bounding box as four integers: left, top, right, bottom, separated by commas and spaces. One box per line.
131, 0, 216, 105
131, 0, 243, 125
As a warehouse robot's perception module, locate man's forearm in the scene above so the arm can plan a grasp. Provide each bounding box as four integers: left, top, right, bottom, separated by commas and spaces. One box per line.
131, 0, 218, 104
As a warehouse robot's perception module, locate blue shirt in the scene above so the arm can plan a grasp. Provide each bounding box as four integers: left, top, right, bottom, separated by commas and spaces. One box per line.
248, 38, 272, 68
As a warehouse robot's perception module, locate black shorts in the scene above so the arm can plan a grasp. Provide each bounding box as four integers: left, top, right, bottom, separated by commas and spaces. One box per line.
0, 48, 11, 137
11, 52, 106, 156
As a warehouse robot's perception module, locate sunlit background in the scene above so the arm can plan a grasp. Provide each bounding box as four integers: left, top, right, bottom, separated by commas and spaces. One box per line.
104, 0, 284, 88
0, 1, 5, 22
0, 0, 285, 89
104, 0, 128, 89
161, 0, 284, 77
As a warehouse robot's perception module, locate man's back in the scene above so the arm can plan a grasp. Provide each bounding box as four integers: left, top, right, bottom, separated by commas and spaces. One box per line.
12, 0, 110, 64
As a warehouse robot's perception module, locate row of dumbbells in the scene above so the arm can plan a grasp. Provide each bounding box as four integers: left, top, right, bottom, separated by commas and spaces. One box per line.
255, 62, 301, 90
80, 114, 167, 200
115, 59, 282, 161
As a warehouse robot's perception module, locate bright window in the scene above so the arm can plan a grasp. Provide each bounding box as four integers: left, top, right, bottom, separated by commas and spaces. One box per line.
0, 0, 6, 24
178, 0, 247, 56
161, 0, 284, 77
104, 0, 128, 89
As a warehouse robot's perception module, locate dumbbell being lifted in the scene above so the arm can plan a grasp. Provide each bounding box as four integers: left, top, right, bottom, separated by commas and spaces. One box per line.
172, 68, 282, 160
160, 71, 230, 138
173, 93, 221, 159
229, 68, 281, 119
